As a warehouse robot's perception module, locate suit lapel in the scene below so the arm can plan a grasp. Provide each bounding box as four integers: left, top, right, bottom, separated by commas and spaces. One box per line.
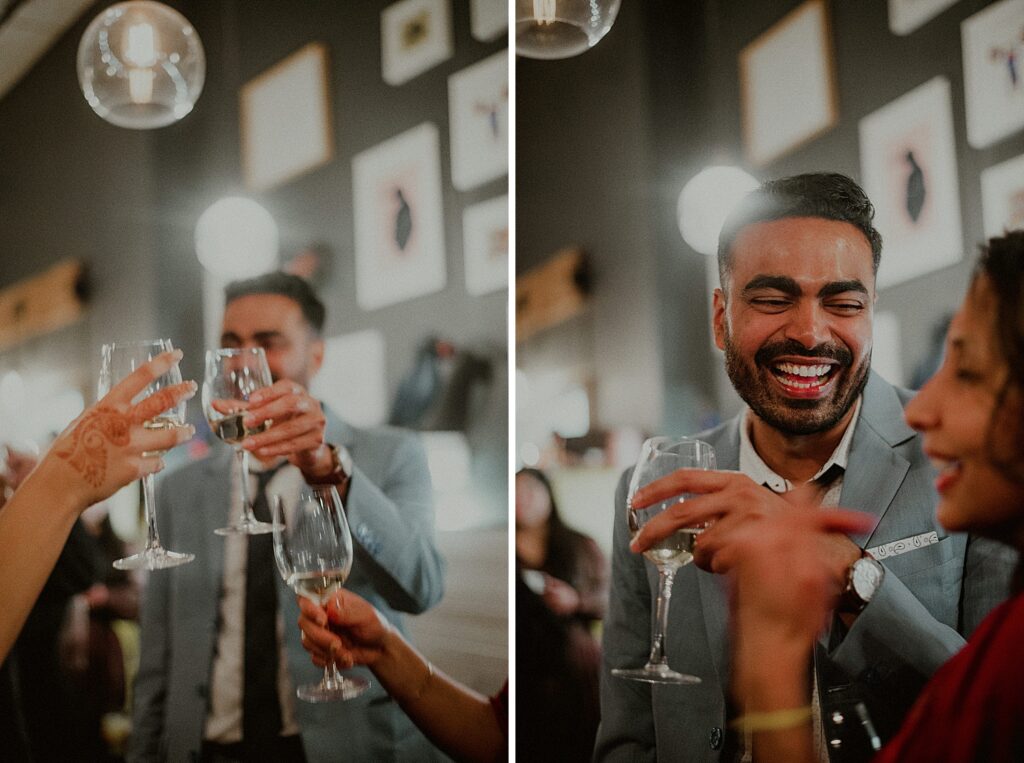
202, 447, 234, 592
839, 372, 915, 548
696, 419, 741, 687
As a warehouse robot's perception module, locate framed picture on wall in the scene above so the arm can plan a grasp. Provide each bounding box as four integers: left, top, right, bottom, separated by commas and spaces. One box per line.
739, 0, 838, 167
981, 153, 1024, 238
463, 194, 508, 296
471, 0, 507, 41
381, 0, 453, 86
448, 50, 508, 191
961, 0, 1024, 149
352, 122, 447, 310
240, 42, 333, 191
887, 0, 959, 36
859, 76, 963, 289
310, 330, 388, 428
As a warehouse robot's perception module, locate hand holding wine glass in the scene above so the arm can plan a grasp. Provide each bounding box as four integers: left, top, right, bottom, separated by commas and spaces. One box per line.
203, 348, 278, 535
271, 483, 370, 702
612, 436, 715, 684
97, 340, 197, 570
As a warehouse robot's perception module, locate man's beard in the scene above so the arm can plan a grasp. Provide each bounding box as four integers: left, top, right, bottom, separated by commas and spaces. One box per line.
723, 331, 870, 436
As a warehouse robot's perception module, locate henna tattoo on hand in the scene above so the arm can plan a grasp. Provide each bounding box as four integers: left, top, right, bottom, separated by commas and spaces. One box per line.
132, 387, 180, 425
54, 407, 131, 488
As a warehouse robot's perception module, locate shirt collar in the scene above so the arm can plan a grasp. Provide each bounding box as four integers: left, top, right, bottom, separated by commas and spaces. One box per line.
739, 396, 862, 492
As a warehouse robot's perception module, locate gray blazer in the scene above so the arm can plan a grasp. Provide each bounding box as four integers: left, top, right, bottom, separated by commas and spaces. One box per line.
129, 409, 447, 762
595, 372, 1016, 763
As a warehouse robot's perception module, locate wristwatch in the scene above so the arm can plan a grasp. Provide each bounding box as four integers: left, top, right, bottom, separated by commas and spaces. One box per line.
837, 552, 885, 614
309, 443, 353, 490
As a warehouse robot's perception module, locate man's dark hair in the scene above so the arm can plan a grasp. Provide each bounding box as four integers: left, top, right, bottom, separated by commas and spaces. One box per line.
717, 172, 883, 285
224, 272, 326, 334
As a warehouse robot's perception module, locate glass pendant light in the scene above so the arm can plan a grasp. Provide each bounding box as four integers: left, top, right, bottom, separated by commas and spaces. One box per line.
77, 1, 205, 129
515, 0, 621, 59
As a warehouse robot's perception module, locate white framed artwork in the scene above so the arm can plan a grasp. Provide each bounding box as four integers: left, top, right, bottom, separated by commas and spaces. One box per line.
240, 42, 333, 191
888, 0, 959, 36
859, 77, 963, 289
381, 0, 453, 86
448, 50, 508, 191
962, 0, 1024, 149
739, 0, 838, 167
352, 123, 447, 310
463, 195, 508, 296
471, 0, 507, 42
310, 330, 388, 428
981, 153, 1024, 238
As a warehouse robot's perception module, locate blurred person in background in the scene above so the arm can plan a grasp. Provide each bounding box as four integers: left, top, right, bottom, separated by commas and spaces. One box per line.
516, 467, 608, 762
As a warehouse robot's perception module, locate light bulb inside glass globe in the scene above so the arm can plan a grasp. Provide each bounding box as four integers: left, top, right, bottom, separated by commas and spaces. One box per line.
677, 166, 760, 256
515, 0, 621, 59
77, 1, 205, 129
195, 197, 279, 279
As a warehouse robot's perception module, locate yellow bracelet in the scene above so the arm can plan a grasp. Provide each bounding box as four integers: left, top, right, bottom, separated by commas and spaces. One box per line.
730, 706, 813, 733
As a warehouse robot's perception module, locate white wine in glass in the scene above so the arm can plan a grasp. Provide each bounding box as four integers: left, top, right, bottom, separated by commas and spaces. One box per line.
272, 484, 370, 703
99, 339, 194, 570
203, 347, 278, 535
612, 436, 716, 684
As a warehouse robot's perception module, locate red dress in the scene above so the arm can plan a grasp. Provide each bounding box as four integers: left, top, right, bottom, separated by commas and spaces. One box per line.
875, 591, 1024, 762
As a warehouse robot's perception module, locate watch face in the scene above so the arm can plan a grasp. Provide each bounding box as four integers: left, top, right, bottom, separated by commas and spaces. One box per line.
852, 558, 883, 600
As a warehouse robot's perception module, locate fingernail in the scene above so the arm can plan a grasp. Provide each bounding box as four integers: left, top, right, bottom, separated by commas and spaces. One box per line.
243, 415, 255, 426
629, 539, 640, 552
241, 438, 254, 449
173, 349, 184, 360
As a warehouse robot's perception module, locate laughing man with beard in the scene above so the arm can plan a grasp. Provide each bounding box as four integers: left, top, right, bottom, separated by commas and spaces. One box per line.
594, 173, 1016, 763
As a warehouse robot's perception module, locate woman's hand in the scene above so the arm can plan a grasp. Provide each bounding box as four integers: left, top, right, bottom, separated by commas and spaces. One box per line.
297, 589, 391, 669
42, 350, 196, 507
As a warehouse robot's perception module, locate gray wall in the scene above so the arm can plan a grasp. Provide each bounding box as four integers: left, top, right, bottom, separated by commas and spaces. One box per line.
517, 0, 1024, 434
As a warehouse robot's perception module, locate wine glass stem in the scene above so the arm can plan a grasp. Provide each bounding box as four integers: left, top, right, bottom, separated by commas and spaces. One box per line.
236, 447, 256, 524
324, 662, 344, 687
141, 473, 163, 552
647, 566, 677, 669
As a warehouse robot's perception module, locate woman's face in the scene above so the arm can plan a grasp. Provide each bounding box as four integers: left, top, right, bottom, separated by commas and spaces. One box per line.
515, 472, 553, 529
905, 276, 1024, 542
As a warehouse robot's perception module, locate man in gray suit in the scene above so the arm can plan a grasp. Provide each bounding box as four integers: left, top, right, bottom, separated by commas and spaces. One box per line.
130, 273, 446, 762
595, 173, 1015, 762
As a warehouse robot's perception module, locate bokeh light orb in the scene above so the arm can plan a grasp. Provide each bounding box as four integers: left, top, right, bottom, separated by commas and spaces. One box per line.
195, 197, 279, 279
677, 166, 760, 256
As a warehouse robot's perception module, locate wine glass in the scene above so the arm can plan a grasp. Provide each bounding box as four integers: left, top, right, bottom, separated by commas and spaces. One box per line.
203, 347, 278, 535
271, 484, 371, 702
612, 436, 716, 684
99, 339, 195, 570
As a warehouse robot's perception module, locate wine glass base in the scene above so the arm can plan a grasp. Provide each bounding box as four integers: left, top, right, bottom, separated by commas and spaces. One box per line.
611, 666, 701, 685
215, 519, 281, 536
113, 548, 194, 571
296, 675, 370, 703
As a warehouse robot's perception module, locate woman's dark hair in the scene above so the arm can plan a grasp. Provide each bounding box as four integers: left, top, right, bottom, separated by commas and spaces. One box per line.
975, 230, 1024, 487
516, 468, 586, 588
717, 172, 883, 286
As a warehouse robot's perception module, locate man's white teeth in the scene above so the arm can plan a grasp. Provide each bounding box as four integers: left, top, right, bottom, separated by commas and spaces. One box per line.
931, 457, 961, 474
774, 362, 832, 377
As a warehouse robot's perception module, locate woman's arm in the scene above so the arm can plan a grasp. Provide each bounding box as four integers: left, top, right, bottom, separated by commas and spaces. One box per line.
0, 350, 194, 662
298, 591, 504, 763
